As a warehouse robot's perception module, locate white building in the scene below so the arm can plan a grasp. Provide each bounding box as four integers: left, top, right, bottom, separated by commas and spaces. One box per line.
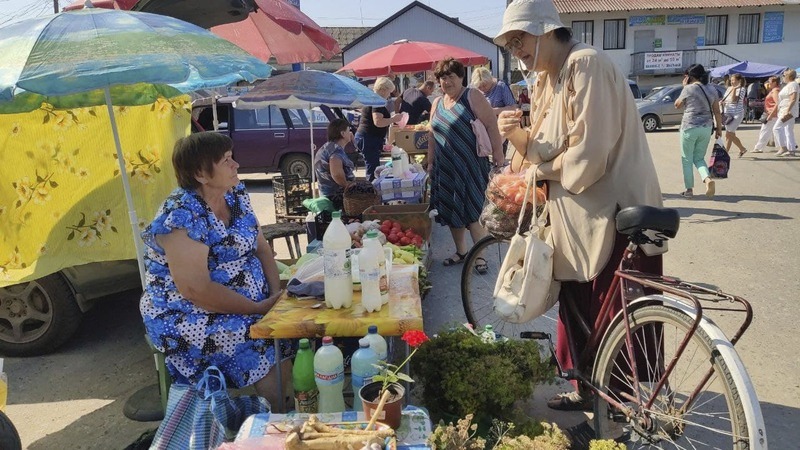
553, 0, 800, 89
341, 1, 503, 80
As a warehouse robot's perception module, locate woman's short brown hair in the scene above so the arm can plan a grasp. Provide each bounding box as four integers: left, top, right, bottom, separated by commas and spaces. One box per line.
172, 132, 232, 190
434, 58, 465, 80
327, 118, 351, 142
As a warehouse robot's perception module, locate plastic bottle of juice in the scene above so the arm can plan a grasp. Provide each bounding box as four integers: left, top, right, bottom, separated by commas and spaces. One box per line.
314, 336, 346, 413
292, 338, 318, 413
363, 230, 389, 305
359, 231, 383, 312
350, 338, 379, 411
363, 325, 388, 362
323, 211, 353, 309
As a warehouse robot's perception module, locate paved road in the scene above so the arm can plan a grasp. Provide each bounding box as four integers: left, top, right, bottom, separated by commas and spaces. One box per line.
5, 123, 799, 448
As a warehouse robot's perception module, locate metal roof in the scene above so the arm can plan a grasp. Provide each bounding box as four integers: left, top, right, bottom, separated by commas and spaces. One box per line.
554, 0, 787, 14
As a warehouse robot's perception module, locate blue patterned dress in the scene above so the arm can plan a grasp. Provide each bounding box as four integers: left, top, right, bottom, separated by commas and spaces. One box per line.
140, 182, 282, 388
430, 88, 491, 228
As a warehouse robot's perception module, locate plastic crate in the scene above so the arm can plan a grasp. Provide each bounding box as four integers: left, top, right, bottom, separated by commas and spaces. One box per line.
314, 210, 360, 240
273, 175, 312, 222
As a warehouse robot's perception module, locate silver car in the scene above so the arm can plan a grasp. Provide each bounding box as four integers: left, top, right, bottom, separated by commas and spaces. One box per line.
637, 83, 726, 132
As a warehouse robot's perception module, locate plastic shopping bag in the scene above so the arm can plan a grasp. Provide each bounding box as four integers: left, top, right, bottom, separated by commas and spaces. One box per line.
480, 166, 545, 240
708, 138, 730, 179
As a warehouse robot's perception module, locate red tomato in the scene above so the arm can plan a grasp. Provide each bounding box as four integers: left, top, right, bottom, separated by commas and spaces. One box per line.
399, 237, 411, 246
413, 237, 424, 247
388, 233, 398, 243
380, 225, 391, 235
396, 231, 405, 239
382, 220, 393, 228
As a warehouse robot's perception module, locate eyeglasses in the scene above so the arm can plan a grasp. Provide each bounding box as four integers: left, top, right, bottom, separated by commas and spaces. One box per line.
504, 35, 524, 53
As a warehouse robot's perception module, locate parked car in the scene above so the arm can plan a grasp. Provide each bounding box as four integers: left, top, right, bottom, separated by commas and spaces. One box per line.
192, 96, 358, 178
637, 83, 726, 132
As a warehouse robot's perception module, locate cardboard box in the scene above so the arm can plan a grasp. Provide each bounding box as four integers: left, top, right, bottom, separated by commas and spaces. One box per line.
362, 203, 433, 240
393, 129, 430, 155
372, 172, 428, 203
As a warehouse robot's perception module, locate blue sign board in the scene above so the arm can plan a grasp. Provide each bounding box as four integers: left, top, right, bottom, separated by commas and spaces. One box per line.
667, 14, 706, 25
763, 12, 784, 43
696, 36, 705, 47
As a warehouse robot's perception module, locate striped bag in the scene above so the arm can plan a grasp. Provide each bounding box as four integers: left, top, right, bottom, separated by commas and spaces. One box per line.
150, 366, 269, 450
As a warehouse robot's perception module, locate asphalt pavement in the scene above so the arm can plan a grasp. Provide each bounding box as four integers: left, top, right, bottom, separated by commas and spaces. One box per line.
5, 122, 799, 448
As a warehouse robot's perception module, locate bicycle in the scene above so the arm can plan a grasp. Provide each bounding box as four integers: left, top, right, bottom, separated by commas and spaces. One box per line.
461, 205, 767, 449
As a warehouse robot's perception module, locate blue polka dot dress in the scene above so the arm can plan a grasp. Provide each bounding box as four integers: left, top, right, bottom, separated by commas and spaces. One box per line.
140, 182, 285, 388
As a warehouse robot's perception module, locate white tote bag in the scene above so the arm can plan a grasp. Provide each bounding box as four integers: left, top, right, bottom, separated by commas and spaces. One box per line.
492, 169, 560, 324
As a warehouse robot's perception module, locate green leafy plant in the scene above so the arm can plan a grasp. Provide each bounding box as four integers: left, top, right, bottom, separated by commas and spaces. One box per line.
589, 439, 627, 450
428, 415, 569, 450
412, 327, 553, 425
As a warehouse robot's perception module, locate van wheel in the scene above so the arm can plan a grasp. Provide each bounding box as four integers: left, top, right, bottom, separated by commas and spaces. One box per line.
0, 411, 21, 450
642, 114, 660, 132
0, 273, 82, 356
280, 154, 312, 178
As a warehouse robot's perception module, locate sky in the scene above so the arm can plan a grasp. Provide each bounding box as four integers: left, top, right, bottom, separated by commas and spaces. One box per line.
0, 0, 508, 37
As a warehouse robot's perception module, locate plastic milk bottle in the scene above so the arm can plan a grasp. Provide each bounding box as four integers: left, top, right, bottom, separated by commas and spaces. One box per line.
359, 231, 385, 312
314, 336, 346, 413
363, 230, 389, 305
363, 325, 388, 362
323, 211, 353, 309
350, 338, 379, 411
292, 338, 318, 413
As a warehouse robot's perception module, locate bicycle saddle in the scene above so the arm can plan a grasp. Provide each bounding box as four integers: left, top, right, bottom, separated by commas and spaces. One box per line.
616, 206, 680, 239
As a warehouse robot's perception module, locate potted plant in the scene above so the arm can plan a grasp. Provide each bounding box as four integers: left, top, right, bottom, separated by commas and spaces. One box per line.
359, 329, 429, 429
412, 326, 552, 430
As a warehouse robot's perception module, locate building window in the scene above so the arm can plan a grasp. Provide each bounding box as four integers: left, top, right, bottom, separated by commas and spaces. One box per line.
705, 15, 728, 45
604, 19, 626, 50
738, 14, 760, 44
572, 20, 594, 45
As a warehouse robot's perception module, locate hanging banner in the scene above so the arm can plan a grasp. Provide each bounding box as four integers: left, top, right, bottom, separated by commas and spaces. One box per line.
763, 12, 784, 43
644, 51, 683, 70
630, 15, 666, 27
667, 15, 706, 25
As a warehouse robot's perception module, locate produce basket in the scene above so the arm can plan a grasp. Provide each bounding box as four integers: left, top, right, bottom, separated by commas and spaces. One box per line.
343, 181, 380, 217
273, 175, 312, 222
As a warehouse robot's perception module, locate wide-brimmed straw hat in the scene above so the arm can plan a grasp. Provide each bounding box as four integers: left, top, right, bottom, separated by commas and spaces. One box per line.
494, 0, 565, 47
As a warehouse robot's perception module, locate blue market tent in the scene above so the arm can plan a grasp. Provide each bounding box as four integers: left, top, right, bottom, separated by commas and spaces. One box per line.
709, 61, 786, 78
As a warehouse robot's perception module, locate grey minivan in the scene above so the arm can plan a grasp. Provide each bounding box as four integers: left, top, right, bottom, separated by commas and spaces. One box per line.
637, 83, 726, 132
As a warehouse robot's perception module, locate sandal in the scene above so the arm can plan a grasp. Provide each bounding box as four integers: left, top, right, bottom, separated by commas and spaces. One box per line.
443, 252, 467, 266
738, 148, 748, 158
547, 391, 593, 412
474, 257, 488, 275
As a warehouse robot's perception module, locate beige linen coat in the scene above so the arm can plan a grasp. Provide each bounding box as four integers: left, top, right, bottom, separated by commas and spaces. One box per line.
524, 43, 663, 282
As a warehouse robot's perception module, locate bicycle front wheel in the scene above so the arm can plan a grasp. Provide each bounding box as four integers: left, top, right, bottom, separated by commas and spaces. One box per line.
460, 235, 559, 340
592, 304, 760, 449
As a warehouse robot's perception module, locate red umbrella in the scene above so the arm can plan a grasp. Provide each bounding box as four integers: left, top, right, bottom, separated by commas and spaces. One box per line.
338, 40, 489, 77
65, 0, 341, 64
211, 0, 341, 64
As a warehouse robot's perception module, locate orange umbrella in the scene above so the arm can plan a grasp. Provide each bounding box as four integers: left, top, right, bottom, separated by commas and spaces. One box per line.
339, 40, 489, 77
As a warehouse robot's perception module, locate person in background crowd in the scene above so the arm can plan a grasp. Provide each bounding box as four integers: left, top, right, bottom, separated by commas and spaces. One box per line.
355, 77, 404, 181
399, 80, 435, 125
721, 73, 748, 157
752, 76, 781, 153
315, 119, 356, 210
428, 58, 504, 272
675, 64, 723, 198
774, 69, 798, 157
471, 66, 517, 116
139, 132, 291, 410
496, 0, 664, 413
517, 87, 531, 127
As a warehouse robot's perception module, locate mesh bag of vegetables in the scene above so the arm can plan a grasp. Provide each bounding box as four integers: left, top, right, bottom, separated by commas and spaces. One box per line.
480, 166, 545, 240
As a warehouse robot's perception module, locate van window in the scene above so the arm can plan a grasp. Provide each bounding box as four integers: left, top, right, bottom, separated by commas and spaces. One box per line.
233, 108, 261, 129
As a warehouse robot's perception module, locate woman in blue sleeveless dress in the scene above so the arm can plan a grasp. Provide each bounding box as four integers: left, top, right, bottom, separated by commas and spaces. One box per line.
140, 132, 290, 409
428, 58, 505, 271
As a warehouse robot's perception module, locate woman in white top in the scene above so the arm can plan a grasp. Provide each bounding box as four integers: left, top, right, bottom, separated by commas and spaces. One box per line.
774, 69, 798, 157
721, 73, 748, 157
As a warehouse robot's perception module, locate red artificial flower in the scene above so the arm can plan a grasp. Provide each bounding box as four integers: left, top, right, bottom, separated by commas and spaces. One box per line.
402, 330, 429, 348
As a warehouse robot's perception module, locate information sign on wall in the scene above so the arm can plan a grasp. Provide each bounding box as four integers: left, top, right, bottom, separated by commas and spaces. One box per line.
763, 12, 784, 43
654, 38, 662, 48
630, 15, 666, 27
644, 52, 683, 70
667, 14, 705, 25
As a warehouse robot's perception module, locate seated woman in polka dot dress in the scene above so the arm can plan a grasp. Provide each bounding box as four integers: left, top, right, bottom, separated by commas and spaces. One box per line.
140, 132, 290, 409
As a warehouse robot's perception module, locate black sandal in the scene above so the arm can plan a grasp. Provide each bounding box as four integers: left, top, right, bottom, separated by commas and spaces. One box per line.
474, 257, 488, 275
443, 252, 467, 266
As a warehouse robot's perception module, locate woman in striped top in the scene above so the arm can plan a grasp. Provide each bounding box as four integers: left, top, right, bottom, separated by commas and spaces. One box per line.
722, 73, 748, 157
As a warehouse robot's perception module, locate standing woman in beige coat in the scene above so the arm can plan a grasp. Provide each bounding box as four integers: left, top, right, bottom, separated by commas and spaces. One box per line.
496, 0, 664, 411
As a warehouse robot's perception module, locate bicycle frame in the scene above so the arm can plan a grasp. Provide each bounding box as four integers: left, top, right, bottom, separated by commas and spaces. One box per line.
558, 240, 754, 420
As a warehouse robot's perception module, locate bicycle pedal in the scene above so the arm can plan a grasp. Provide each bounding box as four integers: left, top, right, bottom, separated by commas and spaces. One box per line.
520, 331, 550, 340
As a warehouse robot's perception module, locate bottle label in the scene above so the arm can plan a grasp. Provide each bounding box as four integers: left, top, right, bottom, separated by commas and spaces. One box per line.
360, 267, 380, 283
324, 249, 351, 279
378, 260, 388, 296
351, 374, 374, 390
315, 366, 344, 386
295, 388, 319, 413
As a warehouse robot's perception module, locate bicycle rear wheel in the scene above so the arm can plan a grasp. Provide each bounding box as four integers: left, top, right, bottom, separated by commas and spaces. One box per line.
460, 235, 559, 340
592, 304, 759, 449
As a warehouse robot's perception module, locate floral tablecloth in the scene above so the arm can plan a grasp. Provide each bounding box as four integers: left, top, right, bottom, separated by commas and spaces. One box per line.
232, 406, 432, 449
